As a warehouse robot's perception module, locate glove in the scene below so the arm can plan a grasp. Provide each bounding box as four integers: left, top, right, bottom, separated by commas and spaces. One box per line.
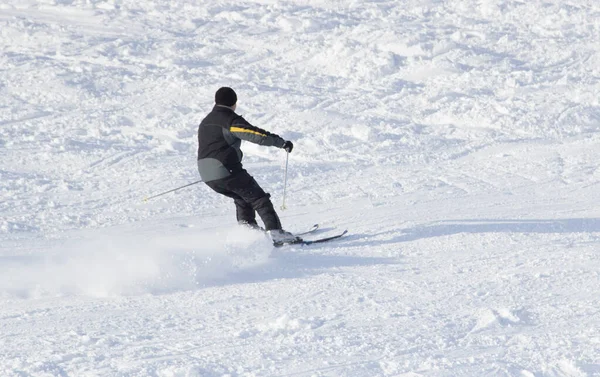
282, 140, 293, 153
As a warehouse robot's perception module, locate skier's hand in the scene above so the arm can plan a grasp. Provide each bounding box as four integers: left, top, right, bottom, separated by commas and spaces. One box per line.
283, 140, 293, 153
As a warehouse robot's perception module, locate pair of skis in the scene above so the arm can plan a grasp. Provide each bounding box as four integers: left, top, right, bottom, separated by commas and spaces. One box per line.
273, 224, 348, 247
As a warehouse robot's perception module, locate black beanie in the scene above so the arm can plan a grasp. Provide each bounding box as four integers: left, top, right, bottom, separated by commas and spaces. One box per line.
215, 87, 237, 107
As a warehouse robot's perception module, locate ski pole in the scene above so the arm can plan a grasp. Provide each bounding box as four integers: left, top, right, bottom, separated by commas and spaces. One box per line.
281, 151, 289, 210
143, 180, 203, 202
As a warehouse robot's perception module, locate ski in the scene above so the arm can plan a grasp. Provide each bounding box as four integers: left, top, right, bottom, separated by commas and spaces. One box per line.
300, 230, 347, 245
294, 223, 319, 236
273, 230, 348, 247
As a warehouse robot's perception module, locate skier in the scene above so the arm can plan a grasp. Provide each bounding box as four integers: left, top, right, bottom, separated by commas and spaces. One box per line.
197, 87, 300, 245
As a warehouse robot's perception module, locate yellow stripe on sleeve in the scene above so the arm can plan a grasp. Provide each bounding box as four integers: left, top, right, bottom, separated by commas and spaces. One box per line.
230, 126, 267, 137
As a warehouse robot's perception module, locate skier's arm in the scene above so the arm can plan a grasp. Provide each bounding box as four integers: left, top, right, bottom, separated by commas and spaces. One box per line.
228, 116, 286, 148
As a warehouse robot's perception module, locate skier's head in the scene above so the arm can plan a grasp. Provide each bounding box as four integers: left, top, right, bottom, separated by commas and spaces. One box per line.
215, 87, 237, 108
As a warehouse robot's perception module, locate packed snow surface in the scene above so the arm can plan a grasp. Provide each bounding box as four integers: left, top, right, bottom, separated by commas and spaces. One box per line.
1, 0, 600, 376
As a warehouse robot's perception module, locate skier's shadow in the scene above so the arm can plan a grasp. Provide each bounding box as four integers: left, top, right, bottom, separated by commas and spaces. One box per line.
362, 217, 600, 245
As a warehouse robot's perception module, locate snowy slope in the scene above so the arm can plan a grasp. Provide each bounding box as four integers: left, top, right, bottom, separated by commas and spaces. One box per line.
1, 0, 600, 376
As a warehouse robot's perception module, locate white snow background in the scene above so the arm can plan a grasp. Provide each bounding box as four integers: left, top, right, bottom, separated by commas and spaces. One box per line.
1, 0, 600, 376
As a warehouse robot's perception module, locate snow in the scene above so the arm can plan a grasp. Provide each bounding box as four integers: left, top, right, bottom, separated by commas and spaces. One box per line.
1, 0, 600, 376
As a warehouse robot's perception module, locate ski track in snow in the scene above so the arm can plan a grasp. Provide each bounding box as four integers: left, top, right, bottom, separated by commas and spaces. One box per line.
1, 0, 600, 376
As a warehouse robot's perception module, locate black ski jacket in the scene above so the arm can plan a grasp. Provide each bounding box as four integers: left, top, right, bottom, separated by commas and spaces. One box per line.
197, 105, 286, 182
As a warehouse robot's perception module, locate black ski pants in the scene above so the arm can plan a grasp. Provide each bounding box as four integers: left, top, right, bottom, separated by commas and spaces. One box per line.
205, 169, 282, 231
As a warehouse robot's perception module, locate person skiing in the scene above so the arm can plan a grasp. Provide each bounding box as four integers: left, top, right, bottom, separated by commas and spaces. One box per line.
197, 87, 300, 245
